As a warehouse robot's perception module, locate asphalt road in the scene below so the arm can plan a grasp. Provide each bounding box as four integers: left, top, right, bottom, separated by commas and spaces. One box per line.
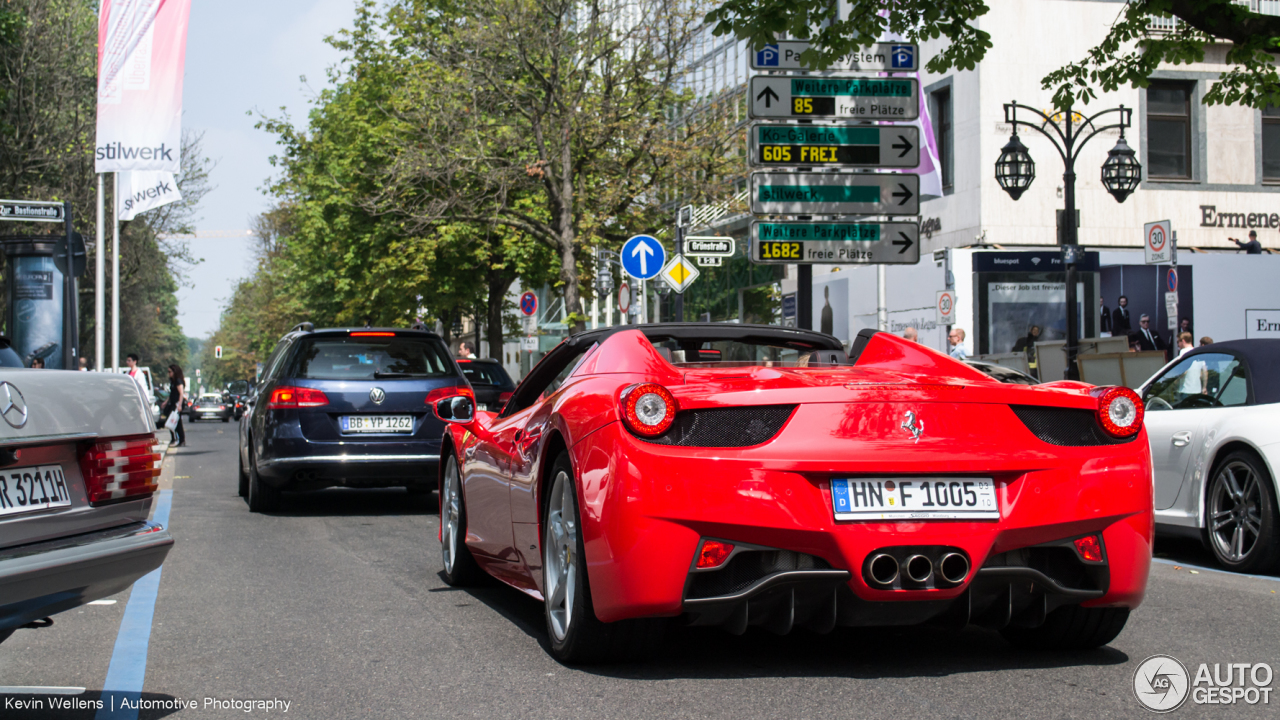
3, 421, 1280, 719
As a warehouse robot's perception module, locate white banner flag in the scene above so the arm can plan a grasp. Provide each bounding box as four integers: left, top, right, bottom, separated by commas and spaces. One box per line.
96, 0, 191, 173
118, 171, 182, 221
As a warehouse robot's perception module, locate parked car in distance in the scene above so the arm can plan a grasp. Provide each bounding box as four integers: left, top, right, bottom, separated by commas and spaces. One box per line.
226, 380, 252, 420
1140, 339, 1280, 573
457, 358, 516, 413
966, 359, 1039, 385
238, 324, 470, 512
191, 393, 233, 423
0, 369, 173, 645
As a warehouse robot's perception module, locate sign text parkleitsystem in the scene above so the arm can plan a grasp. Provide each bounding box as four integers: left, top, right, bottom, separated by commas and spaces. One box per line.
751, 42, 918, 72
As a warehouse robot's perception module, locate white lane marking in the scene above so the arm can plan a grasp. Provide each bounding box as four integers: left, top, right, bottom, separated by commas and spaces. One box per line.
88, 600, 118, 606
0, 686, 86, 694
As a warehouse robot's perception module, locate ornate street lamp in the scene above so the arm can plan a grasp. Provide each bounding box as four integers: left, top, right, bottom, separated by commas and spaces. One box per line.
1101, 131, 1141, 203
995, 102, 1138, 380
994, 134, 1036, 200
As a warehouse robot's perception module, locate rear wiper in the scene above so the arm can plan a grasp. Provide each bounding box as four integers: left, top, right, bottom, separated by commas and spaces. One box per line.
373, 371, 430, 378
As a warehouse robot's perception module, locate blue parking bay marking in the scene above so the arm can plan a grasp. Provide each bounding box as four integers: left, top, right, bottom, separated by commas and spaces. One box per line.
94, 489, 171, 720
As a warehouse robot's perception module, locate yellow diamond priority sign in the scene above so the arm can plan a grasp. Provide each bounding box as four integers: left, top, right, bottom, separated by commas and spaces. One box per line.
661, 255, 700, 293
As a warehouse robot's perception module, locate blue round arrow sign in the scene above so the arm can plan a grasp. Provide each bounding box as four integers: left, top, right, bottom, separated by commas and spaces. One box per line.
621, 235, 665, 280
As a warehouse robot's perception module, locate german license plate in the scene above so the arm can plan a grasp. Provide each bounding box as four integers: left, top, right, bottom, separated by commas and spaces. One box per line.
0, 465, 72, 517
340, 415, 414, 433
831, 477, 999, 521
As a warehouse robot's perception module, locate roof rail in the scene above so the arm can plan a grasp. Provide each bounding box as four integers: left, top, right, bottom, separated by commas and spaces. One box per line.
291, 322, 315, 333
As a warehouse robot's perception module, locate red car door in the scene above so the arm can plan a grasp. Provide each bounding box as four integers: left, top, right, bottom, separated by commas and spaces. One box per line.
460, 414, 518, 562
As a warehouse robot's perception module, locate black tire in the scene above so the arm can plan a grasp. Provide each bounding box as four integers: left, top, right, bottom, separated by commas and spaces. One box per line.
542, 452, 663, 664
439, 454, 484, 586
222, 417, 230, 423
1204, 449, 1280, 574
246, 444, 281, 513
237, 443, 249, 497
1001, 605, 1130, 650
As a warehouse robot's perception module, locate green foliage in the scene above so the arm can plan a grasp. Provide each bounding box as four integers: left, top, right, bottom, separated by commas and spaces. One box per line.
705, 0, 1280, 111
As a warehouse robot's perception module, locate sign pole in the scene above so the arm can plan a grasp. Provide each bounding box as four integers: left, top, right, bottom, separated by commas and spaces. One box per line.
877, 264, 888, 331
797, 264, 812, 330
63, 201, 75, 370
95, 174, 105, 371
111, 173, 120, 373
674, 225, 685, 322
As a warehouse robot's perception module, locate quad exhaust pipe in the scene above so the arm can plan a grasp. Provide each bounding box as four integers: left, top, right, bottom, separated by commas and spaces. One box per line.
863, 547, 970, 589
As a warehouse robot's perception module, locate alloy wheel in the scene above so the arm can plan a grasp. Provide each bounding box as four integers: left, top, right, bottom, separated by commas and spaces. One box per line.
1209, 460, 1263, 564
441, 458, 462, 574
543, 468, 577, 642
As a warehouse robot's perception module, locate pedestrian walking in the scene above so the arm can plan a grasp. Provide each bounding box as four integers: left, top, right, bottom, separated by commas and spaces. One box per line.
1177, 332, 1194, 357
457, 341, 477, 359
125, 353, 147, 393
1111, 296, 1132, 335
1099, 298, 1112, 336
29, 357, 44, 368
1135, 315, 1165, 353
948, 328, 968, 360
1199, 336, 1213, 346
902, 327, 918, 342
1229, 230, 1262, 254
163, 364, 187, 447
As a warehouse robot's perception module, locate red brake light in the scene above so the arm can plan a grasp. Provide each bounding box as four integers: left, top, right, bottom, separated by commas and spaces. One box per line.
425, 386, 474, 405
79, 435, 162, 506
619, 383, 677, 437
1092, 386, 1143, 438
1073, 535, 1105, 563
696, 540, 735, 569
350, 331, 395, 337
268, 386, 329, 409
498, 392, 513, 404
457, 359, 471, 363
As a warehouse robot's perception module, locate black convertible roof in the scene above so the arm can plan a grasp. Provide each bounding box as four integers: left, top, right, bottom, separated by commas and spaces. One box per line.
564, 323, 847, 353
1180, 338, 1280, 405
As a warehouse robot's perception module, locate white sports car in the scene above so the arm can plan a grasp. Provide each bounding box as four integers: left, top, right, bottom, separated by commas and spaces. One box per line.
1141, 339, 1280, 573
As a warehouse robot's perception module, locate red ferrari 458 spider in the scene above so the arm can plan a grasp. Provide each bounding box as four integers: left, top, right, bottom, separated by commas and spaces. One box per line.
433, 324, 1152, 663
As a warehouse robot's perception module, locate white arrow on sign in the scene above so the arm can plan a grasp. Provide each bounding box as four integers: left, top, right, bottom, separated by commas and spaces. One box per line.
631, 241, 655, 276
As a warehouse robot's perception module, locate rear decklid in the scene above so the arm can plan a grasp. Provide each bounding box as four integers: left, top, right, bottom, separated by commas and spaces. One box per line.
0, 370, 156, 550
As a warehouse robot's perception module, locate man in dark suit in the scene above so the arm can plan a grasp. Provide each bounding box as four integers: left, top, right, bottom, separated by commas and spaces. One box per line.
1135, 314, 1165, 352
1100, 298, 1113, 335
1111, 295, 1132, 335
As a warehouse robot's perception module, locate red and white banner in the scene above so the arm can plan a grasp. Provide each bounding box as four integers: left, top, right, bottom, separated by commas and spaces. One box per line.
96, 0, 191, 173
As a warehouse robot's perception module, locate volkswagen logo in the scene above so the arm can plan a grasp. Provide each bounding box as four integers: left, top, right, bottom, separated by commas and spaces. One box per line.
369, 387, 386, 405
1, 381, 29, 429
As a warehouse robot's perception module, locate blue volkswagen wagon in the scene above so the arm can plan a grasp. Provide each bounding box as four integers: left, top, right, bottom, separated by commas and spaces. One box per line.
238, 323, 470, 512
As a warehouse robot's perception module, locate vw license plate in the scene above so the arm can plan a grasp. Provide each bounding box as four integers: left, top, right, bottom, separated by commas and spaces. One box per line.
831, 477, 999, 521
0, 465, 72, 517
340, 415, 414, 434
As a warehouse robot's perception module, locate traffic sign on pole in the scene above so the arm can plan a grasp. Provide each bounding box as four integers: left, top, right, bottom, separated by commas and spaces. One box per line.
749, 76, 918, 120
750, 172, 919, 215
751, 221, 919, 265
750, 123, 919, 168
936, 291, 956, 326
621, 235, 664, 280
696, 256, 722, 267
684, 237, 735, 257
751, 42, 918, 72
0, 199, 66, 223
1144, 220, 1172, 264
618, 282, 631, 314
519, 291, 538, 316
660, 255, 700, 293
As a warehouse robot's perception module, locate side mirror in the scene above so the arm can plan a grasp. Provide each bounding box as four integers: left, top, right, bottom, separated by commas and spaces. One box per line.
435, 395, 475, 424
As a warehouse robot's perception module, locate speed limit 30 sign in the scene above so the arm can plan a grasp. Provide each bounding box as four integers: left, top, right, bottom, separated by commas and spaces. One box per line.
936, 290, 956, 325
1144, 220, 1172, 264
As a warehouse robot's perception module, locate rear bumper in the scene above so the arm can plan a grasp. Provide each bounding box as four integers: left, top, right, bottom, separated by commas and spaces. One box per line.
257, 453, 440, 490
0, 521, 173, 632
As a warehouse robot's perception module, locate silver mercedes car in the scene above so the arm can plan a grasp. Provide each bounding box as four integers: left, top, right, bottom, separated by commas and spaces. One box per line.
0, 364, 174, 645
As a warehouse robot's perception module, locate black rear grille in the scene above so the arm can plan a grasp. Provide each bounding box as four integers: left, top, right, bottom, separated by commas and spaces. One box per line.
687, 549, 832, 600
1011, 405, 1134, 446
640, 405, 796, 448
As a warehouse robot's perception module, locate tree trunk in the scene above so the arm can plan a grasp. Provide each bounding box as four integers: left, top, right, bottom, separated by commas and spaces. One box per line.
485, 272, 513, 362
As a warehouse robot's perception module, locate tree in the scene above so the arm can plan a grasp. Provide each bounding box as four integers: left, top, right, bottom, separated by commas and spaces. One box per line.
704, 0, 1280, 110
379, 0, 741, 333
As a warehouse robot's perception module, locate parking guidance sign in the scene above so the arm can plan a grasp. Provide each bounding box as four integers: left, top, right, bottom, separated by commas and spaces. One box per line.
751, 221, 919, 265
749, 76, 918, 120
751, 42, 918, 72
751, 172, 919, 216
751, 124, 919, 169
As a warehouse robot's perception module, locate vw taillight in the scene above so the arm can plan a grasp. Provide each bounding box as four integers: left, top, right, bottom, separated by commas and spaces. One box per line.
268, 386, 329, 409
425, 385, 474, 406
1092, 386, 1143, 438
79, 435, 162, 507
619, 383, 677, 437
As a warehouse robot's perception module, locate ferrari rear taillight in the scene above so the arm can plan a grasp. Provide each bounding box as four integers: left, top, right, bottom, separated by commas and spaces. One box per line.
1074, 535, 1105, 563
619, 383, 677, 437
79, 435, 162, 507
696, 540, 735, 569
1092, 386, 1143, 438
268, 386, 329, 409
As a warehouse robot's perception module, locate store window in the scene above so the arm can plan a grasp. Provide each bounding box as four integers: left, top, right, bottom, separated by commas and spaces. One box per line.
931, 87, 953, 192
1264, 106, 1280, 182
1146, 82, 1194, 180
